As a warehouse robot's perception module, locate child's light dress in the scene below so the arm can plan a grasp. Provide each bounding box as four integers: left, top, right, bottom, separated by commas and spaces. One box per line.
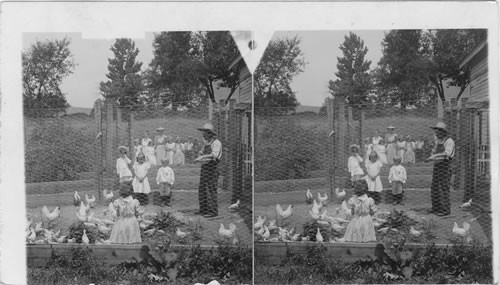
404, 141, 416, 164
396, 140, 407, 161
144, 146, 157, 166
348, 155, 365, 181
109, 196, 142, 244
116, 156, 132, 182
166, 142, 176, 165
373, 144, 388, 165
343, 194, 377, 242
364, 160, 383, 193
173, 143, 185, 165
133, 162, 151, 194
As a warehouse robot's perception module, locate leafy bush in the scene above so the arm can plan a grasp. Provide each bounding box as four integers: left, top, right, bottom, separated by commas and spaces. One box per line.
68, 221, 107, 244
255, 117, 325, 181
302, 220, 338, 242
25, 119, 93, 182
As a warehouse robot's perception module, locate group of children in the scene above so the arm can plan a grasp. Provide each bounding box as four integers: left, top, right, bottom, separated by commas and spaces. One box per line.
116, 145, 175, 207
348, 144, 407, 206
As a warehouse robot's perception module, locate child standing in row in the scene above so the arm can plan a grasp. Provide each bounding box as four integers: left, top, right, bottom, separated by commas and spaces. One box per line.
343, 179, 377, 242
348, 145, 365, 185
116, 146, 133, 184
389, 157, 407, 205
156, 158, 175, 206
365, 152, 383, 204
109, 182, 142, 244
133, 154, 151, 205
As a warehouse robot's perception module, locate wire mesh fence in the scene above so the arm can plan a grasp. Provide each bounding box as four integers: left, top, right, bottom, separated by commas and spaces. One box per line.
24, 99, 252, 247
254, 98, 491, 246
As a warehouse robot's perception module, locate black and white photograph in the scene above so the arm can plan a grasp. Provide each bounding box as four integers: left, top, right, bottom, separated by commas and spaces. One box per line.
253, 29, 495, 284
0, 2, 499, 285
20, 30, 253, 284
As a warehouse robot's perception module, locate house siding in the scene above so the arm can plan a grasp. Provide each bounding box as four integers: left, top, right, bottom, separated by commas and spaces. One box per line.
239, 65, 252, 105
469, 56, 488, 103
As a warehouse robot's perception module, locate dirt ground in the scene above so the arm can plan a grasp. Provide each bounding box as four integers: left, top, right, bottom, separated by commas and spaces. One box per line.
26, 191, 252, 246
254, 188, 490, 244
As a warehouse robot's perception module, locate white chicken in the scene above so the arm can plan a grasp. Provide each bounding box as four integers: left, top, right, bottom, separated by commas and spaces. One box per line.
452, 221, 471, 237
311, 199, 321, 216
27, 228, 36, 243
144, 228, 157, 236
309, 209, 320, 220
42, 206, 61, 224
315, 228, 324, 243
267, 220, 277, 231
103, 189, 114, 203
410, 226, 421, 237
85, 194, 97, 208
317, 192, 328, 205
305, 189, 314, 204
255, 226, 265, 236
261, 226, 270, 240
319, 209, 329, 221
74, 191, 81, 206
335, 187, 346, 200
254, 216, 266, 229
290, 233, 300, 241
176, 228, 188, 238
460, 199, 472, 208
82, 229, 90, 244
34, 222, 43, 234
218, 223, 237, 239
276, 204, 294, 219
26, 218, 33, 231
228, 200, 240, 210
98, 224, 111, 234
331, 223, 345, 232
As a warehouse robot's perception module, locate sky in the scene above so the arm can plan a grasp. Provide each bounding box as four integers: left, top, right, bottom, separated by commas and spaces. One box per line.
23, 30, 387, 108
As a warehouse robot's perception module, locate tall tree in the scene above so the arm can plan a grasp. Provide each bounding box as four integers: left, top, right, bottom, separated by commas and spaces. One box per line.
425, 29, 487, 102
148, 32, 203, 110
328, 32, 372, 106
254, 36, 306, 113
377, 30, 431, 108
100, 38, 144, 108
23, 37, 75, 117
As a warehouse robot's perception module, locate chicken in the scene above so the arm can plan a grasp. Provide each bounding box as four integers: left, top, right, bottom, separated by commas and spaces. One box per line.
267, 220, 277, 231
27, 228, 36, 243
255, 226, 265, 236
378, 227, 389, 233
276, 204, 294, 219
228, 200, 240, 210
309, 209, 320, 220
305, 189, 314, 204
317, 192, 328, 205
315, 228, 324, 243
85, 194, 97, 208
261, 226, 270, 240
34, 222, 43, 234
67, 238, 76, 243
82, 229, 90, 244
410, 226, 421, 236
56, 235, 67, 243
176, 228, 188, 238
84, 222, 97, 228
460, 199, 472, 208
317, 220, 330, 226
311, 199, 321, 216
331, 223, 345, 232
319, 209, 329, 220
103, 189, 114, 203
98, 224, 111, 234
218, 223, 237, 239
290, 233, 300, 241
42, 206, 61, 223
452, 221, 470, 237
335, 187, 346, 200
144, 228, 157, 236
26, 218, 33, 231
74, 191, 81, 206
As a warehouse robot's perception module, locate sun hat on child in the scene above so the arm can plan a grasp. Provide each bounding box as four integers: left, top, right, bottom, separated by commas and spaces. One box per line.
430, 122, 448, 133
349, 144, 360, 152
118, 146, 129, 153
197, 122, 216, 135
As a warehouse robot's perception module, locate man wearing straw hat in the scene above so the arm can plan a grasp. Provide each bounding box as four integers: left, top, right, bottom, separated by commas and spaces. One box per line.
194, 123, 222, 217
426, 122, 455, 216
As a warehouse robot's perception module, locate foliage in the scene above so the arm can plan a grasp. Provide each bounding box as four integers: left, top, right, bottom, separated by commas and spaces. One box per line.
328, 32, 372, 106
255, 118, 324, 181
254, 36, 306, 113
23, 37, 75, 117
301, 220, 338, 242
25, 120, 93, 182
68, 221, 107, 244
424, 29, 487, 102
376, 30, 432, 109
99, 38, 144, 109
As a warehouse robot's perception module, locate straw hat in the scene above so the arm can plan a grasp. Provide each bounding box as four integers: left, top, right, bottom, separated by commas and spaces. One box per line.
197, 122, 216, 135
349, 144, 360, 152
118, 146, 129, 153
430, 122, 448, 133
387, 125, 396, 130
156, 127, 165, 131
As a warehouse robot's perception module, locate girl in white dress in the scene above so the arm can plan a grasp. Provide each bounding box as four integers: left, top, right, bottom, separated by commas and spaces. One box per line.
141, 131, 152, 150
144, 141, 157, 166
109, 183, 142, 244
154, 128, 167, 163
373, 139, 388, 165
173, 137, 185, 165
348, 145, 364, 184
364, 152, 383, 204
132, 154, 151, 205
116, 146, 133, 184
165, 136, 176, 165
396, 136, 407, 163
404, 135, 416, 164
343, 179, 377, 242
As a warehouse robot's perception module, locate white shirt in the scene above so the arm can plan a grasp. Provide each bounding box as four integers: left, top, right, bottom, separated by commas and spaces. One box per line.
348, 155, 364, 176
208, 139, 222, 160
156, 166, 175, 185
116, 157, 132, 178
389, 164, 407, 183
433, 137, 455, 159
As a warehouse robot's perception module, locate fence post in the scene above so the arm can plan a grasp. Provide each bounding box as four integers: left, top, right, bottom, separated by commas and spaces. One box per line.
105, 101, 115, 176
337, 98, 347, 187
459, 98, 469, 192
327, 98, 336, 198
450, 99, 459, 189
129, 110, 135, 165
359, 108, 365, 155
94, 100, 103, 197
